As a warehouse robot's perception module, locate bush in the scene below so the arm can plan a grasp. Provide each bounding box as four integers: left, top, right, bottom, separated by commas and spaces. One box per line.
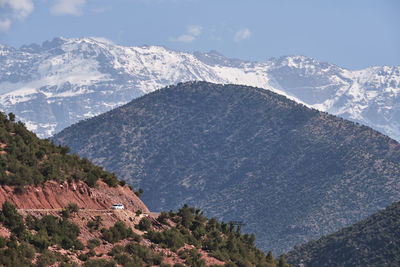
36, 250, 57, 267
67, 203, 79, 213
0, 201, 26, 236
108, 245, 124, 256
101, 221, 134, 243
124, 242, 162, 265
157, 211, 169, 225
28, 215, 81, 250
145, 229, 185, 250
87, 216, 102, 230
136, 217, 151, 231
78, 253, 89, 262
134, 188, 143, 197
61, 208, 70, 219
87, 239, 101, 249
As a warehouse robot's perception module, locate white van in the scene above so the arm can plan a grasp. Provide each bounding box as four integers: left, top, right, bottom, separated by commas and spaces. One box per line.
111, 204, 124, 210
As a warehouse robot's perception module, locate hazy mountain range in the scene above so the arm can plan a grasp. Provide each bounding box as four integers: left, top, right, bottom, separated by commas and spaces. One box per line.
1, 37, 399, 140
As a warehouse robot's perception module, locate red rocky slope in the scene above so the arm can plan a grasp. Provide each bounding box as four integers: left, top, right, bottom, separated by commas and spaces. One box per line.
0, 180, 149, 213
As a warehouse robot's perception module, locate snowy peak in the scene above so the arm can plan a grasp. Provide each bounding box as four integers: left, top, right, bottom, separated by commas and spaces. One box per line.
0, 37, 399, 141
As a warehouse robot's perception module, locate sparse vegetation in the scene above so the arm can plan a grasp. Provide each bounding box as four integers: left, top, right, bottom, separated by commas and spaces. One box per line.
87, 216, 102, 230
101, 221, 135, 243
144, 204, 289, 266
0, 202, 81, 265
0, 112, 119, 188
0, 108, 291, 266
53, 81, 400, 253
28, 214, 82, 250
286, 201, 400, 266
0, 199, 291, 266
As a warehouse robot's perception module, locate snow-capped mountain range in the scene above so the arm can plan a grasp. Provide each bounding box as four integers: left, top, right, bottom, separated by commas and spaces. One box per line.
1, 37, 399, 140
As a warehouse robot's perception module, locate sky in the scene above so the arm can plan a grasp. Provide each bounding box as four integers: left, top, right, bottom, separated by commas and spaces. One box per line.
0, 0, 399, 69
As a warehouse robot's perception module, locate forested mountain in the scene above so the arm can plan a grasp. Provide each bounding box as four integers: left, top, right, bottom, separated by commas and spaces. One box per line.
0, 111, 119, 188
54, 81, 400, 254
1, 37, 400, 141
286, 201, 400, 266
0, 112, 285, 266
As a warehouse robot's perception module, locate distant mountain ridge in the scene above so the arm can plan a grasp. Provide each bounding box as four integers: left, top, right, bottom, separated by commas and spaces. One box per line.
1, 37, 399, 140
54, 82, 400, 254
286, 201, 400, 266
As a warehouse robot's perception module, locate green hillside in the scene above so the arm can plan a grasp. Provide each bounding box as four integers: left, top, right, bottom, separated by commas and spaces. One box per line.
54, 81, 400, 253
0, 111, 288, 266
0, 201, 291, 267
0, 112, 119, 188
286, 201, 400, 266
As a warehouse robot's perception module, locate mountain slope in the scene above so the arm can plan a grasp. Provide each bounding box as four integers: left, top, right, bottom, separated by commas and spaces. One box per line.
1, 37, 400, 141
0, 111, 283, 267
0, 111, 120, 188
54, 81, 400, 254
286, 201, 400, 266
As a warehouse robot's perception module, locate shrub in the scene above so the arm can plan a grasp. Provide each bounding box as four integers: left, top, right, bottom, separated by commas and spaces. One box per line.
67, 203, 79, 213
145, 229, 185, 250
108, 245, 124, 256
124, 242, 162, 265
61, 208, 70, 219
157, 211, 169, 225
87, 216, 102, 230
36, 250, 57, 267
78, 253, 89, 262
134, 188, 143, 197
136, 217, 151, 231
0, 201, 26, 236
28, 215, 81, 250
101, 221, 134, 243
87, 239, 101, 249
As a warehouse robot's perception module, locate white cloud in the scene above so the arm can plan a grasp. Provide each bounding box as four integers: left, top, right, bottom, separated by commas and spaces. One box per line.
0, 0, 33, 31
188, 25, 202, 36
0, 0, 34, 19
170, 25, 202, 43
234, 28, 251, 42
0, 18, 11, 31
51, 0, 86, 16
175, 34, 196, 43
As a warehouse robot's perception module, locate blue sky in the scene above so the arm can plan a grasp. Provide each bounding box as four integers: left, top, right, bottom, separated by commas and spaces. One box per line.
0, 0, 399, 69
